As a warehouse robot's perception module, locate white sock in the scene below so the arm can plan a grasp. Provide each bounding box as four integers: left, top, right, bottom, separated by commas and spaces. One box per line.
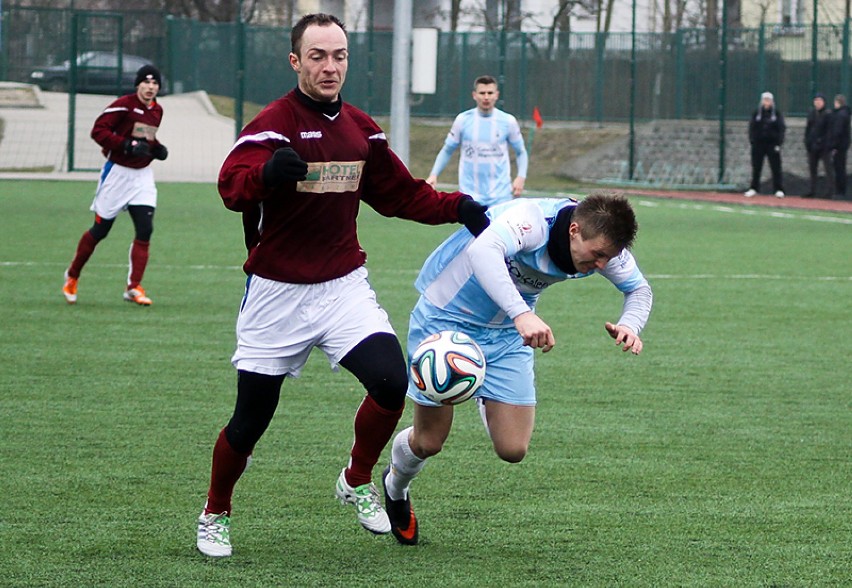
387, 426, 426, 501
477, 398, 490, 435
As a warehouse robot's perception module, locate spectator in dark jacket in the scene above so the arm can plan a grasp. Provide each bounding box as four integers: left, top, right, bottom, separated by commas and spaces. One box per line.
829, 94, 850, 200
804, 93, 833, 198
745, 91, 786, 198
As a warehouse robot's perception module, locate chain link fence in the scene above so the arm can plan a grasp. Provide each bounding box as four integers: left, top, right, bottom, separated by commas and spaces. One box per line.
1, 5, 850, 189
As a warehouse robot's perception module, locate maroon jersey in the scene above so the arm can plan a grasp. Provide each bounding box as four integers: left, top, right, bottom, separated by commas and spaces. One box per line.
218, 89, 467, 284
90, 93, 164, 169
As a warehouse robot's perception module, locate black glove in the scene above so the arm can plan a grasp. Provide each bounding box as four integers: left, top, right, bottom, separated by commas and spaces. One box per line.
262, 147, 308, 187
457, 196, 490, 236
151, 143, 168, 161
123, 138, 151, 157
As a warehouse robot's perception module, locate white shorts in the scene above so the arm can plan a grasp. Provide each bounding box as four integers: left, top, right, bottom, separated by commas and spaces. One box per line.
90, 161, 157, 219
231, 266, 396, 377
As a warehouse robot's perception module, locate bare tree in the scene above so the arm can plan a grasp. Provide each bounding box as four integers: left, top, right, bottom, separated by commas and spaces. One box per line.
451, 0, 462, 30
705, 0, 718, 28
755, 0, 772, 24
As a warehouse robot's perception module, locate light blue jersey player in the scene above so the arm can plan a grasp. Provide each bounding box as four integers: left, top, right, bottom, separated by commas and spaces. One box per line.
380, 192, 653, 546
426, 75, 528, 206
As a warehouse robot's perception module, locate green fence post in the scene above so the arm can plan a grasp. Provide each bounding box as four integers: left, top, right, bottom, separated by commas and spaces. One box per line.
0, 0, 6, 81
366, 0, 374, 115
67, 12, 77, 172
811, 0, 819, 98
235, 8, 245, 138
459, 33, 468, 113
674, 29, 684, 119
116, 15, 124, 94
498, 28, 506, 110
596, 31, 605, 126
519, 32, 527, 121
842, 17, 850, 98
628, 3, 635, 180
758, 23, 765, 94
719, 1, 728, 184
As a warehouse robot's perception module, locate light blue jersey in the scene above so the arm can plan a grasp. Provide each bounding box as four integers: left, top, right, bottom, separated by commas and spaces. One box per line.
414, 198, 651, 331
429, 108, 528, 206
407, 198, 653, 408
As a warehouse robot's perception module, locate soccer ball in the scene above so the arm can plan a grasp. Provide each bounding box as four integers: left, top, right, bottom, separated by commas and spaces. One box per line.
409, 331, 486, 405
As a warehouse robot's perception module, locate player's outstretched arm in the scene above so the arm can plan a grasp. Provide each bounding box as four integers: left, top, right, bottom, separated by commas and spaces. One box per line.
514, 311, 555, 353
605, 322, 643, 355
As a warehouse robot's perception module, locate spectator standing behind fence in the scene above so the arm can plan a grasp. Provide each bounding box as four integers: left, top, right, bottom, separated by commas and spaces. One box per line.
425, 75, 528, 206
828, 94, 850, 200
745, 92, 786, 198
804, 93, 834, 198
61, 65, 168, 306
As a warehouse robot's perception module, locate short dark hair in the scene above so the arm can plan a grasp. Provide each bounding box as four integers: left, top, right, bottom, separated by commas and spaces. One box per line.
291, 13, 347, 57
473, 75, 498, 89
573, 191, 638, 250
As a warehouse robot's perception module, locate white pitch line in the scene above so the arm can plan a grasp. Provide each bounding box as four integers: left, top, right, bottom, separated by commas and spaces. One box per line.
635, 199, 852, 224
0, 261, 243, 271
646, 274, 852, 281
1, 262, 850, 282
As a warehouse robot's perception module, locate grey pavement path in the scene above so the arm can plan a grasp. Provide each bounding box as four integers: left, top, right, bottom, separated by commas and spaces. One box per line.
0, 86, 236, 184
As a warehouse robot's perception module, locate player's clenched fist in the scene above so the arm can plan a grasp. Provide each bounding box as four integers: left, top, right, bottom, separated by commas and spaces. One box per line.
513, 311, 555, 353
262, 146, 308, 187
151, 143, 168, 161
457, 196, 490, 236
124, 138, 151, 157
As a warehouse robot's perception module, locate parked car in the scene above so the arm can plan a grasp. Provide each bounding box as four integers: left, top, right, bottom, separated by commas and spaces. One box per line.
29, 51, 168, 95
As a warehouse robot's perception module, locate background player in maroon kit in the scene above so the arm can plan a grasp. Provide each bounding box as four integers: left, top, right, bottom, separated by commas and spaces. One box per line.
196, 13, 488, 557
62, 65, 168, 306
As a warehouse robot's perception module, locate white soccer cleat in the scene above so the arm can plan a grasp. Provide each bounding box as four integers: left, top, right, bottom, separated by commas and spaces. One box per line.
197, 510, 232, 557
335, 468, 391, 534
744, 189, 757, 197
774, 190, 785, 198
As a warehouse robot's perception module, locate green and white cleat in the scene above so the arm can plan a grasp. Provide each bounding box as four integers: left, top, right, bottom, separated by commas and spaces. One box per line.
335, 468, 391, 534
197, 510, 232, 557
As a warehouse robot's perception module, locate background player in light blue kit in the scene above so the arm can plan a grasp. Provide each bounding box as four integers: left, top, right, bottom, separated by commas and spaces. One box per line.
426, 75, 528, 206
380, 191, 653, 545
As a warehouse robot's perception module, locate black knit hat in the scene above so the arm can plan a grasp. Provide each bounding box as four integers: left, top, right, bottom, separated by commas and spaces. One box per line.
134, 64, 161, 86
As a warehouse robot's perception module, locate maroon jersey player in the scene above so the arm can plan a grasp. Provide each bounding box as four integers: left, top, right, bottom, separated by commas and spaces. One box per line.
62, 64, 168, 306
195, 13, 488, 557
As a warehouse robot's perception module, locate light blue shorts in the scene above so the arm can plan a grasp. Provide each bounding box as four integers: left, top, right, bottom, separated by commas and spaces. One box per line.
407, 298, 536, 407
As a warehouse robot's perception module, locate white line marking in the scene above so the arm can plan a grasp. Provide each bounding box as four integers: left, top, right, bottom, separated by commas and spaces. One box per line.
635, 199, 852, 224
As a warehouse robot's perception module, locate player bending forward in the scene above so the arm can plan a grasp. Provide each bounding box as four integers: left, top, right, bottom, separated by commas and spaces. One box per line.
382, 191, 653, 545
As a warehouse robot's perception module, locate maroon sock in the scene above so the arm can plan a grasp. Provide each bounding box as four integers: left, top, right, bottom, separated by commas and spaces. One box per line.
206, 428, 250, 515
346, 395, 404, 487
67, 231, 98, 278
127, 239, 150, 289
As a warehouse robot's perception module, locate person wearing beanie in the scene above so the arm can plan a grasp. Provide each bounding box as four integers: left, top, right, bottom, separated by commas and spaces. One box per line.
134, 64, 162, 87
804, 92, 834, 198
828, 94, 850, 199
745, 91, 786, 198
61, 63, 168, 307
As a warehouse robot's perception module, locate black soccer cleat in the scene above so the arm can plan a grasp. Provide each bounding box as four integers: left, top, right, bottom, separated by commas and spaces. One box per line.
382, 465, 419, 545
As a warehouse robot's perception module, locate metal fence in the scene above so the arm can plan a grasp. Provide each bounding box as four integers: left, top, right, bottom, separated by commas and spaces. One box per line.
2, 5, 851, 123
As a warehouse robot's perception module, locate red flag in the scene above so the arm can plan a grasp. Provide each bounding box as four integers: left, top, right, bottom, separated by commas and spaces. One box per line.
532, 106, 543, 129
